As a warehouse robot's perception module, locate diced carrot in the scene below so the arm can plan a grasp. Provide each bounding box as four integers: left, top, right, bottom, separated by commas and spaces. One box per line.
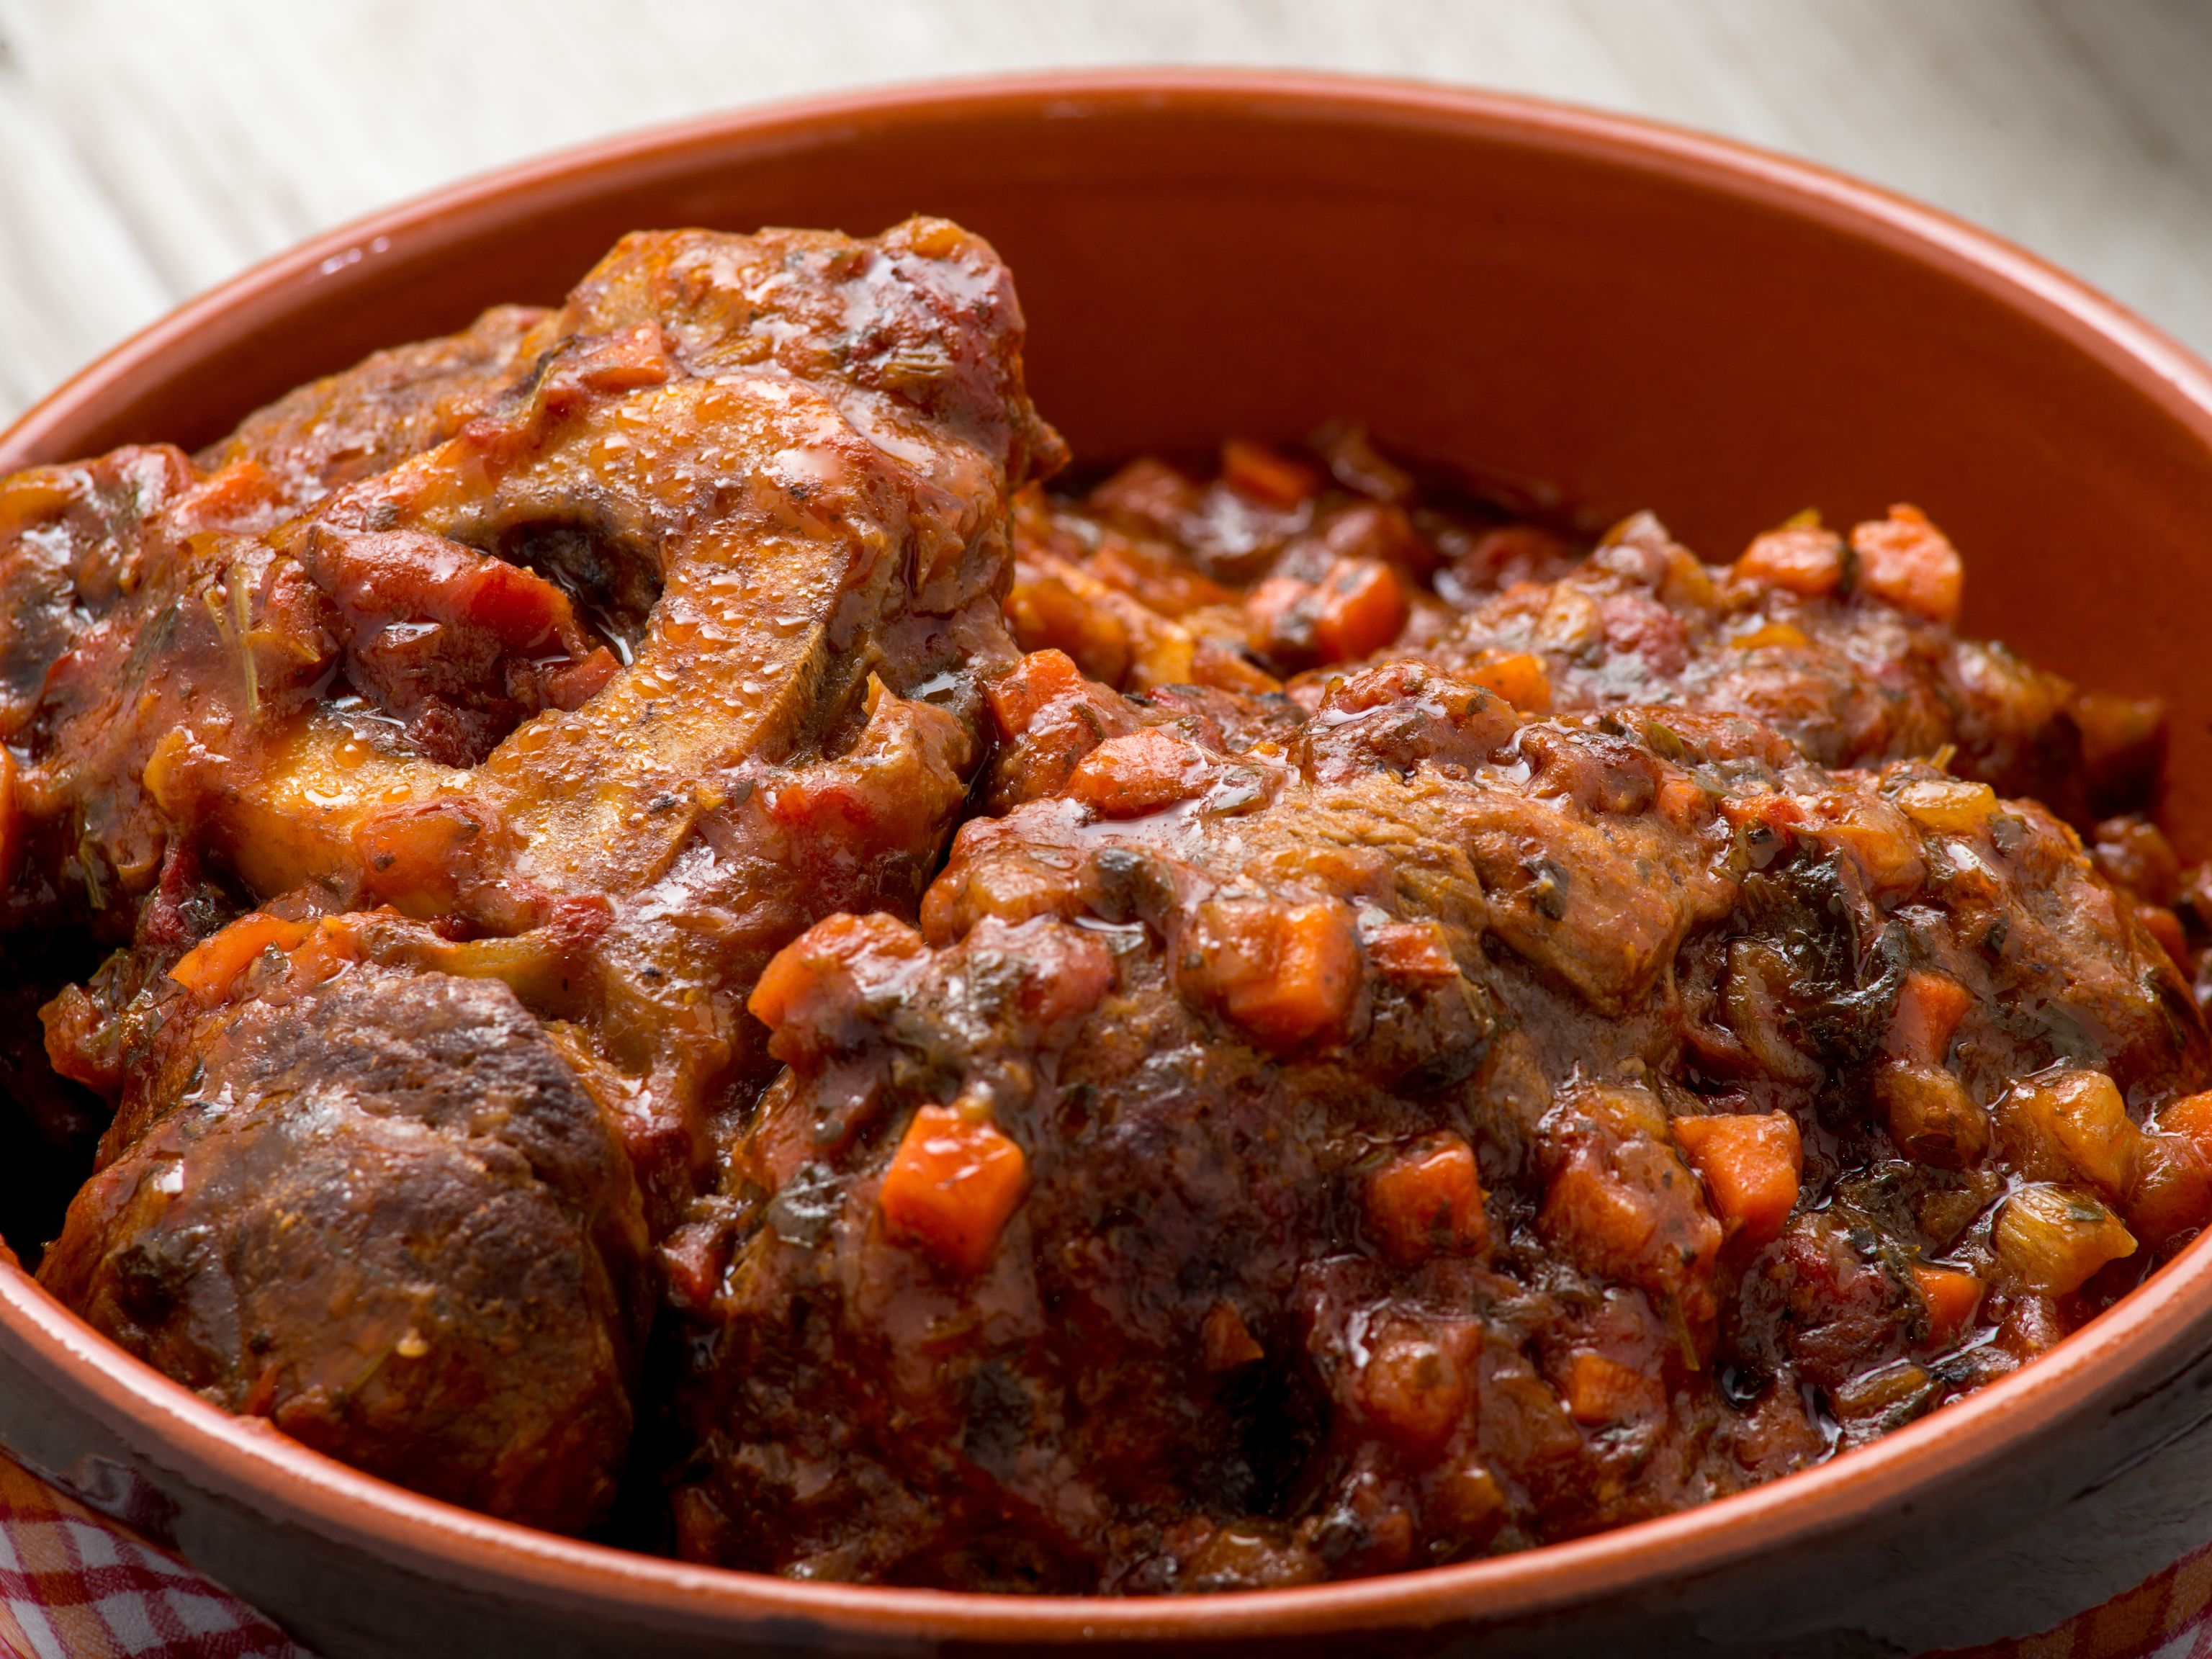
2137, 903, 2189, 967
1910, 1264, 1985, 1349
1465, 651, 1552, 713
1735, 522, 1845, 597
1887, 971, 1975, 1068
1807, 796, 1928, 894
748, 912, 927, 1037
1066, 728, 1217, 818
2124, 1132, 2212, 1246
1671, 1112, 1802, 1246
168, 912, 315, 1002
1729, 621, 1813, 652
1560, 1351, 1664, 1426
1849, 504, 1963, 624
1364, 920, 1460, 984
1219, 439, 1323, 509
1310, 557, 1408, 662
1367, 1133, 1488, 1267
1004, 567, 1136, 688
1718, 791, 1807, 835
1359, 1323, 1473, 1449
2158, 1091, 2212, 1161
1177, 899, 1362, 1052
879, 1104, 1028, 1273
984, 649, 1089, 741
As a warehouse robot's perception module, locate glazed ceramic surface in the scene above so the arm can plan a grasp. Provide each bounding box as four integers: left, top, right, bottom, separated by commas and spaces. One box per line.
5, 73, 2212, 1658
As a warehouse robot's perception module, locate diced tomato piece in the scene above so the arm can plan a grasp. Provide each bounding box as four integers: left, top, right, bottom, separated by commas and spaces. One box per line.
1177, 899, 1362, 1053
1066, 728, 1216, 818
1010, 920, 1116, 1033
984, 649, 1090, 741
1849, 504, 1962, 624
1560, 1351, 1665, 1426
1367, 1133, 1488, 1267
1311, 558, 1408, 662
168, 912, 315, 1002
1734, 522, 1844, 597
1887, 971, 1975, 1068
1219, 439, 1323, 509
1671, 1112, 1802, 1246
1910, 1264, 1984, 1349
879, 1104, 1028, 1273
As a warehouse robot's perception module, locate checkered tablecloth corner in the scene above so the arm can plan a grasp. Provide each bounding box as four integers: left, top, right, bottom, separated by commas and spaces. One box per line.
0, 1455, 310, 1659
1, 1448, 2210, 1659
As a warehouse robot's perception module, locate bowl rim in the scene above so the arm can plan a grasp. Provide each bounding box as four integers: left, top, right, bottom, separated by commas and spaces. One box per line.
8, 66, 2212, 1645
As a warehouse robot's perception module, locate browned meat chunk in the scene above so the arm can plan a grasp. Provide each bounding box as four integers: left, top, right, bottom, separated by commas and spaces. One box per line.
40, 953, 645, 1532
671, 652, 2210, 1588
6, 215, 1061, 1532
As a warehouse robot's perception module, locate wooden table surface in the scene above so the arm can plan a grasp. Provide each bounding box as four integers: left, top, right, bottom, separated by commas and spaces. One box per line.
1, 0, 2208, 427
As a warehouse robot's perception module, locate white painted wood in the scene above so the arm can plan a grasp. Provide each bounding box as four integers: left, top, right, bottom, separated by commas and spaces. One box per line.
0, 0, 2208, 425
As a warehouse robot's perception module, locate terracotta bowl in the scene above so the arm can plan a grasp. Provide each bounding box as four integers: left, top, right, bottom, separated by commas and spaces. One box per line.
6, 71, 2212, 1659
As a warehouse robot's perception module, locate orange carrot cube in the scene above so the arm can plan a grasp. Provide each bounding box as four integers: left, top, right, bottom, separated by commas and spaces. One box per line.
1911, 1264, 1985, 1349
1849, 504, 1963, 624
1219, 439, 1323, 508
984, 649, 1089, 741
1367, 1133, 1488, 1267
1561, 1351, 1665, 1426
1311, 557, 1408, 663
1887, 970, 1975, 1068
1178, 899, 1362, 1052
1671, 1112, 1803, 1246
2160, 1090, 2212, 1151
1735, 523, 1845, 597
1067, 728, 1217, 818
880, 1104, 1028, 1273
1466, 651, 1552, 713
748, 912, 927, 1038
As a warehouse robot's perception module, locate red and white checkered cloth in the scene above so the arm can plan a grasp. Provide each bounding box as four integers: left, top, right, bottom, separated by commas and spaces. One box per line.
0, 1456, 305, 1659
1, 1447, 2210, 1659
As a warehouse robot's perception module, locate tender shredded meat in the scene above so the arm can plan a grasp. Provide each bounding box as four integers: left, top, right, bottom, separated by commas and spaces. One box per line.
1, 257, 2208, 1589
